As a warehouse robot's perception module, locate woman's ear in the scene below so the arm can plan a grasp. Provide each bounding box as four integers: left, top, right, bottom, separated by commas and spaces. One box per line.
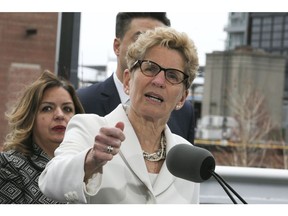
175, 89, 189, 110
180, 89, 189, 103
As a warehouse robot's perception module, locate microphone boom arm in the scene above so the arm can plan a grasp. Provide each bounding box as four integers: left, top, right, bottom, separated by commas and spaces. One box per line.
211, 171, 247, 204
166, 144, 248, 204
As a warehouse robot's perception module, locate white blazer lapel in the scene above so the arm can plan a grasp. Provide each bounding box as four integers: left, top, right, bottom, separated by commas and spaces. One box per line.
153, 126, 177, 195
105, 105, 153, 192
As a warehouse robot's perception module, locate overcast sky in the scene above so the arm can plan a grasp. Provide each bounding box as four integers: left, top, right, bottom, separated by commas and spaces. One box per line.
78, 12, 229, 67
3, 0, 281, 67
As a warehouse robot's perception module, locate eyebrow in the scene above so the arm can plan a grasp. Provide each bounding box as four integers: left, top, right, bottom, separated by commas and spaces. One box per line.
40, 101, 74, 106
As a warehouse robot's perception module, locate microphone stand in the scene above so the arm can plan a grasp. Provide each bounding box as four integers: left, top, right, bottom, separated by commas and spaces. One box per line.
210, 171, 247, 204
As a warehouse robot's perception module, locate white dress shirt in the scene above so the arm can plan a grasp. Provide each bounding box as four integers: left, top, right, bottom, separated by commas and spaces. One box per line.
113, 72, 129, 104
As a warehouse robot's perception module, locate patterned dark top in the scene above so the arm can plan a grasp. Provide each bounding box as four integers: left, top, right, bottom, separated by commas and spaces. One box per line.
0, 144, 63, 204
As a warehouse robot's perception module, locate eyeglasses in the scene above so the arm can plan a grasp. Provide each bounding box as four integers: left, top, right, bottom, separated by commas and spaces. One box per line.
131, 60, 189, 86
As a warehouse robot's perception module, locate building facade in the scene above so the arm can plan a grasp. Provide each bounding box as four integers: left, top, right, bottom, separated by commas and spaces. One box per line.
0, 13, 59, 149
223, 12, 288, 142
224, 12, 249, 50
202, 47, 286, 126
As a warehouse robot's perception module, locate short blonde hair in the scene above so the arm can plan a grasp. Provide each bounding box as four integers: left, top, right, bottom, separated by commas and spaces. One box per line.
126, 27, 199, 89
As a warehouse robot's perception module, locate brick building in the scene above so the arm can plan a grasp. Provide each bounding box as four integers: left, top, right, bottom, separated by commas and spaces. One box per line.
0, 13, 58, 149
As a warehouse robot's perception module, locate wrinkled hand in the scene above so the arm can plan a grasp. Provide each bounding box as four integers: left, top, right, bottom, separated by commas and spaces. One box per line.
84, 122, 125, 181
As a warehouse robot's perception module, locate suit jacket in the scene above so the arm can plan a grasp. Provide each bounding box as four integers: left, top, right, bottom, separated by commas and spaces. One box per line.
77, 75, 195, 143
39, 105, 200, 204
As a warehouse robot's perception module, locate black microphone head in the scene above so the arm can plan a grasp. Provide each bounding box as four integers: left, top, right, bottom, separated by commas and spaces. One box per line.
166, 144, 215, 183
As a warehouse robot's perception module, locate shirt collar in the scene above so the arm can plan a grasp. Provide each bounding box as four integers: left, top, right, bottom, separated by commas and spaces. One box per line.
113, 72, 129, 104
29, 143, 51, 170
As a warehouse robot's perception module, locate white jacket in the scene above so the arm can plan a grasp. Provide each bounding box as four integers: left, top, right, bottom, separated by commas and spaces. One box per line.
39, 104, 199, 204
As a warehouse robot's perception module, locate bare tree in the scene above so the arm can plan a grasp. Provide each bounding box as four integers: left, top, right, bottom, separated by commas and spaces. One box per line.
227, 82, 285, 168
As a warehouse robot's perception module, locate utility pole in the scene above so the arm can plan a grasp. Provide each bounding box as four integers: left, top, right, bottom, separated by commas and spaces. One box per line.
57, 12, 81, 89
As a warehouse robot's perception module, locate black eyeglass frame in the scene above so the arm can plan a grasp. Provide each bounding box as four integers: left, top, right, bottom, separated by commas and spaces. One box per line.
131, 60, 189, 86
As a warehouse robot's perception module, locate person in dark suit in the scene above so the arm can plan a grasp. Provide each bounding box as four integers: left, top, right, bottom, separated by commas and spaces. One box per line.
77, 12, 195, 143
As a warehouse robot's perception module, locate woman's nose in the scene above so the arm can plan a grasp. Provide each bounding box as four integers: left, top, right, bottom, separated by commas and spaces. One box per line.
54, 108, 65, 120
152, 70, 166, 87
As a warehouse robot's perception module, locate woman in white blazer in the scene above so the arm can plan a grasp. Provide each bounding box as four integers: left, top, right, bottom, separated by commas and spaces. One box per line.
39, 26, 200, 204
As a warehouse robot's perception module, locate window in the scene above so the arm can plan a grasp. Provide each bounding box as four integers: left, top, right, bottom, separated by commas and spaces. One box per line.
261, 40, 270, 48
252, 25, 261, 33
263, 24, 272, 32
272, 40, 281, 48
273, 31, 282, 40
251, 40, 259, 48
263, 17, 272, 25
274, 16, 284, 24
251, 33, 260, 40
273, 24, 283, 31
262, 32, 271, 40
284, 31, 288, 39
252, 18, 261, 25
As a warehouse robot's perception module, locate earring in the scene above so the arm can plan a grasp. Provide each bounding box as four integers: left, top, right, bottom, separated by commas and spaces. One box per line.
125, 89, 129, 95
176, 105, 181, 110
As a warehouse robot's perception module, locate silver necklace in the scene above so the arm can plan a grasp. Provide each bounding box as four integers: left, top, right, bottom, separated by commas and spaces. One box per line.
123, 104, 167, 162
143, 133, 166, 162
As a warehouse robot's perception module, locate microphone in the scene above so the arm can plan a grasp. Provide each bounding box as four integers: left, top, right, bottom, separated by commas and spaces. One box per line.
166, 144, 215, 183
166, 144, 247, 204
